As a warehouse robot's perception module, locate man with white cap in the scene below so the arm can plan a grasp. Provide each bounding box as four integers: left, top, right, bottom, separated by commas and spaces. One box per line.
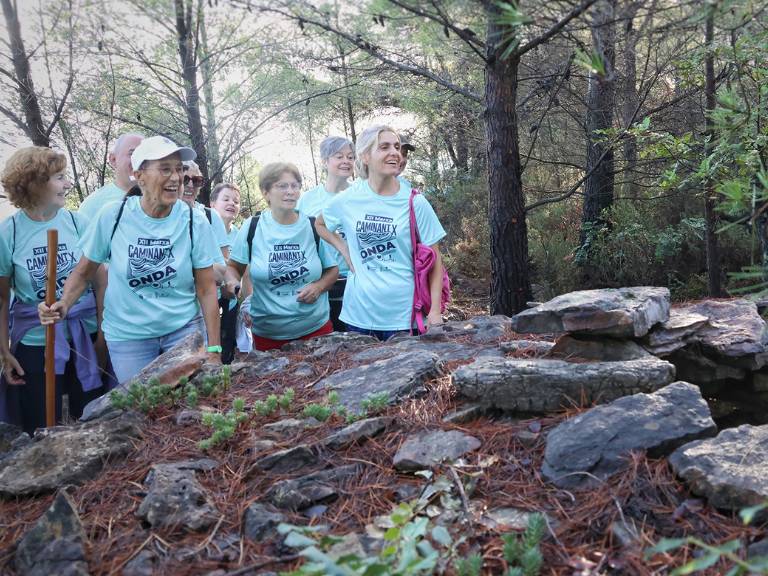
78, 132, 144, 222
40, 135, 223, 383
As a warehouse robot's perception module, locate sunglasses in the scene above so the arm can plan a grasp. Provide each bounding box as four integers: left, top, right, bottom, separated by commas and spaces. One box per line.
184, 175, 204, 187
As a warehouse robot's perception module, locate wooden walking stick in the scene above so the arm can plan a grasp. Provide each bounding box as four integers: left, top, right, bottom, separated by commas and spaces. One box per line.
45, 229, 58, 427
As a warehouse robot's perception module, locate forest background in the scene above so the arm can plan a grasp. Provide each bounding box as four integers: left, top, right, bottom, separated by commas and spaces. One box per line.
1, 0, 767, 316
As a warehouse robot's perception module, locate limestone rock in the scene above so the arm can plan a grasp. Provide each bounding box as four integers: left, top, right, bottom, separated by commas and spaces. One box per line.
442, 403, 489, 424
453, 356, 675, 413
393, 429, 481, 471
81, 332, 205, 421
0, 412, 142, 497
122, 551, 159, 576
0, 422, 21, 455
242, 503, 285, 541
292, 362, 315, 377
15, 489, 89, 576
282, 332, 378, 359
542, 382, 716, 488
232, 354, 290, 380
511, 287, 670, 338
642, 310, 709, 356
548, 335, 652, 362
176, 409, 202, 426
317, 351, 443, 413
420, 315, 512, 343
266, 464, 360, 510
352, 339, 503, 364
136, 459, 219, 531
669, 424, 768, 510
255, 445, 319, 474
499, 340, 555, 356
668, 348, 746, 387
322, 417, 392, 449
263, 418, 321, 439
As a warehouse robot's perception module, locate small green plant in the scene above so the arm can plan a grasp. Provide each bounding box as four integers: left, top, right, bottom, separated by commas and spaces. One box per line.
502, 513, 545, 576
455, 554, 483, 576
279, 388, 295, 410
254, 389, 294, 417
302, 403, 333, 422
198, 397, 248, 451
360, 392, 390, 416
645, 503, 768, 575
110, 378, 177, 413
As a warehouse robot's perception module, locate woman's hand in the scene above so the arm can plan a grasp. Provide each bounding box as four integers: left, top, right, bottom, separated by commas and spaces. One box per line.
1, 352, 25, 385
296, 282, 323, 304
220, 279, 241, 299
38, 300, 69, 325
426, 309, 443, 328
94, 331, 109, 371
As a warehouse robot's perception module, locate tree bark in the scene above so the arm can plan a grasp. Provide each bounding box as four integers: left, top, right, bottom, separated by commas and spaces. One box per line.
704, 7, 723, 296
1, 0, 49, 146
580, 0, 617, 254
484, 4, 532, 315
175, 0, 210, 204
198, 0, 222, 186
619, 1, 640, 198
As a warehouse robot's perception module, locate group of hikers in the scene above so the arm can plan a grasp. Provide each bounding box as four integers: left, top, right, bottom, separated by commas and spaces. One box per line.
0, 124, 447, 434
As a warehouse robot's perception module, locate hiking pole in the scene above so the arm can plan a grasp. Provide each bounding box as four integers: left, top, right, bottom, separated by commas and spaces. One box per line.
45, 229, 58, 427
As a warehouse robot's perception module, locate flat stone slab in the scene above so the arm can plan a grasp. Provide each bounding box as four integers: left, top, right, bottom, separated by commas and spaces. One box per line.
262, 418, 321, 439
642, 310, 709, 356
81, 332, 206, 421
137, 459, 219, 531
266, 464, 361, 510
669, 424, 768, 510
419, 315, 512, 343
255, 445, 319, 474
232, 353, 290, 380
548, 335, 652, 362
282, 332, 379, 359
351, 340, 503, 364
0, 412, 143, 497
542, 382, 716, 488
393, 429, 481, 471
243, 502, 286, 541
499, 340, 555, 356
15, 490, 89, 576
317, 351, 443, 413
452, 356, 675, 413
322, 417, 392, 449
511, 287, 670, 338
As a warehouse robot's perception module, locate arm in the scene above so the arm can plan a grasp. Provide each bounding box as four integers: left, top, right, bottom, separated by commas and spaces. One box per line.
297, 266, 339, 304
92, 264, 109, 368
426, 244, 445, 327
0, 277, 25, 384
39, 256, 100, 324
221, 260, 246, 299
194, 265, 221, 363
315, 214, 354, 273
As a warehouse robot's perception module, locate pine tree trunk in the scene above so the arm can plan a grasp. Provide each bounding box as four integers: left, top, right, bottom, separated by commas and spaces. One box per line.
198, 0, 222, 186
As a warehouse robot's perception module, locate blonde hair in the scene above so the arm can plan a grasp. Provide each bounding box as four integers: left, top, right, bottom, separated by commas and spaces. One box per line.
355, 125, 399, 179
1, 147, 67, 211
259, 162, 302, 195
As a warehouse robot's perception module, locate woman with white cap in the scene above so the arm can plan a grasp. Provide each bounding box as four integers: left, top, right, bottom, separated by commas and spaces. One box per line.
39, 136, 222, 383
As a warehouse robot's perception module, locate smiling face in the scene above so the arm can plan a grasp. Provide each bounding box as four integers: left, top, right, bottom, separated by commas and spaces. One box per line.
264, 171, 301, 211
212, 186, 241, 225
42, 169, 72, 210
135, 152, 183, 209
182, 163, 203, 206
325, 145, 354, 179
363, 131, 401, 179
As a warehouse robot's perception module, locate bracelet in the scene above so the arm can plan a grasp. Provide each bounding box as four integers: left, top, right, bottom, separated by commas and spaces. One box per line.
206, 345, 223, 353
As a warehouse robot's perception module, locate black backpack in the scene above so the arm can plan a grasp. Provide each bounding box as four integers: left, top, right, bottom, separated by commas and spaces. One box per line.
246, 213, 320, 261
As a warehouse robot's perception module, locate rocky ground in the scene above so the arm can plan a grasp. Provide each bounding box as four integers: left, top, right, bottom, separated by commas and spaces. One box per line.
1, 287, 768, 575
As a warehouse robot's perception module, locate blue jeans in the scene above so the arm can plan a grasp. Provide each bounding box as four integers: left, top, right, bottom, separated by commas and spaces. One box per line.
107, 317, 205, 384
345, 324, 411, 342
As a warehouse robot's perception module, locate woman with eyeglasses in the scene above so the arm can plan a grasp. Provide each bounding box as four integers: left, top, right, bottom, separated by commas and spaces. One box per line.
1, 147, 105, 433
222, 163, 338, 351
297, 136, 354, 332
39, 136, 222, 383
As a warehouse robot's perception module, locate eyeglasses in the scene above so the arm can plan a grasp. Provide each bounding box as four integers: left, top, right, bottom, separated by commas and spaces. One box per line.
184, 175, 204, 187
145, 165, 184, 177
272, 182, 301, 192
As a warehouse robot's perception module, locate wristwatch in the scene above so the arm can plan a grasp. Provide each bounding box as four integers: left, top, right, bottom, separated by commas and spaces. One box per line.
207, 345, 223, 353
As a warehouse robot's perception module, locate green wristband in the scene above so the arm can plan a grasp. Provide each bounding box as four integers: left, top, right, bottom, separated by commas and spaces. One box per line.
206, 345, 222, 353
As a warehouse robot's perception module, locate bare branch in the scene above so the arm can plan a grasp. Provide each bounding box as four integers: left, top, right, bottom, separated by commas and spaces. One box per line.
517, 0, 600, 56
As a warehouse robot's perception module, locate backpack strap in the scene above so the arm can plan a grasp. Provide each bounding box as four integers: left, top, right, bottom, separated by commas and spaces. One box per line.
247, 212, 261, 262
9, 214, 16, 286
204, 206, 213, 224
408, 189, 424, 334
308, 216, 321, 252
108, 195, 130, 259
189, 202, 194, 250
68, 209, 79, 236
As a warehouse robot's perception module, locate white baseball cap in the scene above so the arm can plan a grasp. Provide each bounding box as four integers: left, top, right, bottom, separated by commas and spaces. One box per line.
131, 135, 196, 170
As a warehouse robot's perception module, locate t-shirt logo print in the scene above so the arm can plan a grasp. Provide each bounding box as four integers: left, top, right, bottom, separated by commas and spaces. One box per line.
27, 243, 76, 299
356, 214, 397, 264
269, 243, 309, 294
127, 238, 177, 291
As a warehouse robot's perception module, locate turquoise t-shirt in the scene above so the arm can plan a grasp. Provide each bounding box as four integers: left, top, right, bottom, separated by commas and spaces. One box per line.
0, 209, 97, 345
297, 184, 349, 276
81, 197, 217, 341
322, 179, 446, 331
78, 182, 126, 223
194, 201, 229, 264
230, 210, 336, 340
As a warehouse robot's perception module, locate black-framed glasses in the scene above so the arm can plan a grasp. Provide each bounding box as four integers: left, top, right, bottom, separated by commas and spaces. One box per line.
184, 175, 204, 187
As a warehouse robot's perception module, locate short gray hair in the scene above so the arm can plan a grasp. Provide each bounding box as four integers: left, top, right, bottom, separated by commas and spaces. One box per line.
319, 136, 353, 163
111, 132, 144, 155
355, 125, 399, 180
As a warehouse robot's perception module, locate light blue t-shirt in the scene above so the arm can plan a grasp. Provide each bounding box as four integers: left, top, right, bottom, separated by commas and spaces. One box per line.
323, 179, 446, 331
78, 183, 126, 223
193, 201, 229, 264
0, 209, 97, 345
297, 184, 350, 276
230, 210, 336, 340
81, 197, 217, 341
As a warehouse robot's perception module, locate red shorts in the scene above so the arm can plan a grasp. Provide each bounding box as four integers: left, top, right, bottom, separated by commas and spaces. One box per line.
252, 320, 334, 352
